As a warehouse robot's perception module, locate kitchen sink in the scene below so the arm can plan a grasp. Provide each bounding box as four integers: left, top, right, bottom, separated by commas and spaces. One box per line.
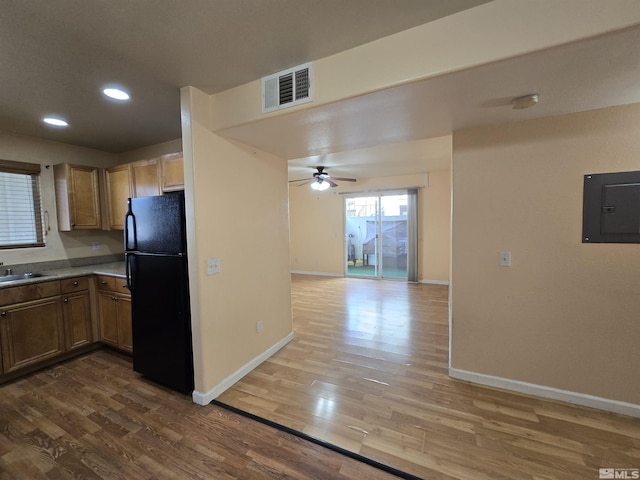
0, 272, 48, 284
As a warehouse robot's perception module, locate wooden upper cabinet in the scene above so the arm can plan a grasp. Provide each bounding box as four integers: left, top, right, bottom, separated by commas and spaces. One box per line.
105, 164, 132, 230
104, 152, 182, 230
160, 152, 184, 192
131, 158, 162, 197
53, 163, 102, 231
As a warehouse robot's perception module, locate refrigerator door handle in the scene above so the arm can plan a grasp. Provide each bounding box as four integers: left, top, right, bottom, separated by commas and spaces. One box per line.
125, 253, 136, 291
124, 198, 137, 251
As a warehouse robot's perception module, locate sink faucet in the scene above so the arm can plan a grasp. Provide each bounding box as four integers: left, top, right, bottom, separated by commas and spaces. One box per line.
4, 268, 12, 276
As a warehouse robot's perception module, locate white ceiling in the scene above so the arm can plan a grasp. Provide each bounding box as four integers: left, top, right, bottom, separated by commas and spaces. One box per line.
0, 0, 488, 153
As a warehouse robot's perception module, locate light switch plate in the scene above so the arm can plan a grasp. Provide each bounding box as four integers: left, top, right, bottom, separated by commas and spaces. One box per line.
207, 257, 220, 275
499, 251, 511, 267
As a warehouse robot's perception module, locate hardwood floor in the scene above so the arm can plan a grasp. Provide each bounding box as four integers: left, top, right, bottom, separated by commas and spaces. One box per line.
0, 349, 398, 479
217, 274, 640, 479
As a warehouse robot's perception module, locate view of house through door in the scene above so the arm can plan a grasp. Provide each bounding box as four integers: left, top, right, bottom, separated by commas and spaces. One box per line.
345, 192, 414, 280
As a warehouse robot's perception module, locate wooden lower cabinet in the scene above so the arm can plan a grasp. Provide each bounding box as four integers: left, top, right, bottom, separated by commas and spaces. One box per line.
0, 274, 133, 381
0, 296, 65, 374
61, 276, 93, 351
117, 295, 132, 352
96, 276, 132, 353
62, 291, 92, 350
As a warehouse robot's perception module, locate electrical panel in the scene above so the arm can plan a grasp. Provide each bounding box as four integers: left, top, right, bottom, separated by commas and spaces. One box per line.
582, 170, 640, 243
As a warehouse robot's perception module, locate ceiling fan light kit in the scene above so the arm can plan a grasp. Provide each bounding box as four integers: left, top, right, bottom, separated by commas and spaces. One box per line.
310, 180, 331, 191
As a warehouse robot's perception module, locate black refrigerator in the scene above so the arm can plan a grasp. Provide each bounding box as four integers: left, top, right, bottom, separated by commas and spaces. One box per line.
124, 192, 194, 394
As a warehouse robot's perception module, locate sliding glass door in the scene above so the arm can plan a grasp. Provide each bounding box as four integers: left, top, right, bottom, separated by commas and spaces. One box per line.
345, 192, 415, 280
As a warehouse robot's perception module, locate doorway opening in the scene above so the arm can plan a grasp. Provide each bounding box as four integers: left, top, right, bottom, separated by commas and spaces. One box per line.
345, 191, 417, 280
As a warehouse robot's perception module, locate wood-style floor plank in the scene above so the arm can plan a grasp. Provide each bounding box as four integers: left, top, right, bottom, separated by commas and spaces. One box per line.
217, 275, 640, 479
0, 350, 399, 479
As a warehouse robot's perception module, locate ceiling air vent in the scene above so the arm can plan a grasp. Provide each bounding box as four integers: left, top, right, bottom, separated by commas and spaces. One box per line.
262, 62, 312, 113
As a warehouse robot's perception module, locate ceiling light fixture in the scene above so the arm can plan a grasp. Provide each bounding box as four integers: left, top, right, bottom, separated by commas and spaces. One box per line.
42, 117, 69, 127
511, 93, 539, 110
310, 179, 330, 191
103, 87, 130, 101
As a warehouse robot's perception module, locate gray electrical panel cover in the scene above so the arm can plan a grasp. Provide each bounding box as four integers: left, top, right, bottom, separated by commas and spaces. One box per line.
582, 171, 640, 243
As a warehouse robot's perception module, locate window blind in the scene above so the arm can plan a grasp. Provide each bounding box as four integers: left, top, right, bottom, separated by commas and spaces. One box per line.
0, 159, 45, 249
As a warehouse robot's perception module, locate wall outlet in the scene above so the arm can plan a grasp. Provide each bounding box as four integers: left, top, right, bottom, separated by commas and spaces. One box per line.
207, 257, 220, 275
499, 251, 512, 267
256, 320, 263, 333
92, 242, 100, 250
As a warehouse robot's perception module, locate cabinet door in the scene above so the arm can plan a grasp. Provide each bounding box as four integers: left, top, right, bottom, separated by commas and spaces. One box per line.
62, 291, 93, 351
97, 291, 119, 347
70, 165, 102, 229
105, 164, 131, 230
117, 295, 133, 353
160, 153, 184, 192
53, 163, 101, 231
0, 297, 65, 373
131, 158, 162, 198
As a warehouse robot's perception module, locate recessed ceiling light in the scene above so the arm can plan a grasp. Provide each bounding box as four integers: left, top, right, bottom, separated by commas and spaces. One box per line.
103, 88, 130, 101
43, 117, 69, 127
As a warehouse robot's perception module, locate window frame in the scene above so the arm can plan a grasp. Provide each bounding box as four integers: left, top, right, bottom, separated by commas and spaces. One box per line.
0, 158, 45, 249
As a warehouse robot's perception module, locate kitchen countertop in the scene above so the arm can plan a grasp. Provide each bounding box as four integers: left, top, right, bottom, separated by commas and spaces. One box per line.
0, 262, 126, 289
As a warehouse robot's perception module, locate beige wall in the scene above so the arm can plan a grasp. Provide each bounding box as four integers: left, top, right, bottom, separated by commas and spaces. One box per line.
117, 138, 182, 164
181, 87, 293, 396
289, 182, 343, 275
451, 103, 640, 404
0, 131, 123, 266
420, 169, 451, 283
290, 171, 451, 283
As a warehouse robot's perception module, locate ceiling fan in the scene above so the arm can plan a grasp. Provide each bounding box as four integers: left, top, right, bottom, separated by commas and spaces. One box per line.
289, 166, 356, 191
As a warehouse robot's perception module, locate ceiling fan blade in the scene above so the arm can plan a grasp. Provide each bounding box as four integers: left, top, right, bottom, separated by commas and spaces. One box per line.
330, 177, 357, 182
288, 177, 314, 183
326, 179, 338, 188
296, 180, 313, 187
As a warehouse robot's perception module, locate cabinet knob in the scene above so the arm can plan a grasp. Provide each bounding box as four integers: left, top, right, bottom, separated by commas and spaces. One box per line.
73, 281, 79, 286
0, 311, 6, 316
102, 281, 108, 285
64, 298, 69, 303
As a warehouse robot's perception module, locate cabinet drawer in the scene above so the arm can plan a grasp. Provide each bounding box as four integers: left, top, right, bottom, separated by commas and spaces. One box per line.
95, 275, 116, 291
114, 278, 130, 295
94, 275, 129, 294
60, 276, 89, 293
0, 281, 61, 306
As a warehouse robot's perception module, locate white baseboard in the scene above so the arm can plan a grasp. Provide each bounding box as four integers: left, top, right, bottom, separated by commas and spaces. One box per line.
419, 279, 450, 285
192, 332, 295, 406
449, 368, 640, 418
290, 270, 344, 277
